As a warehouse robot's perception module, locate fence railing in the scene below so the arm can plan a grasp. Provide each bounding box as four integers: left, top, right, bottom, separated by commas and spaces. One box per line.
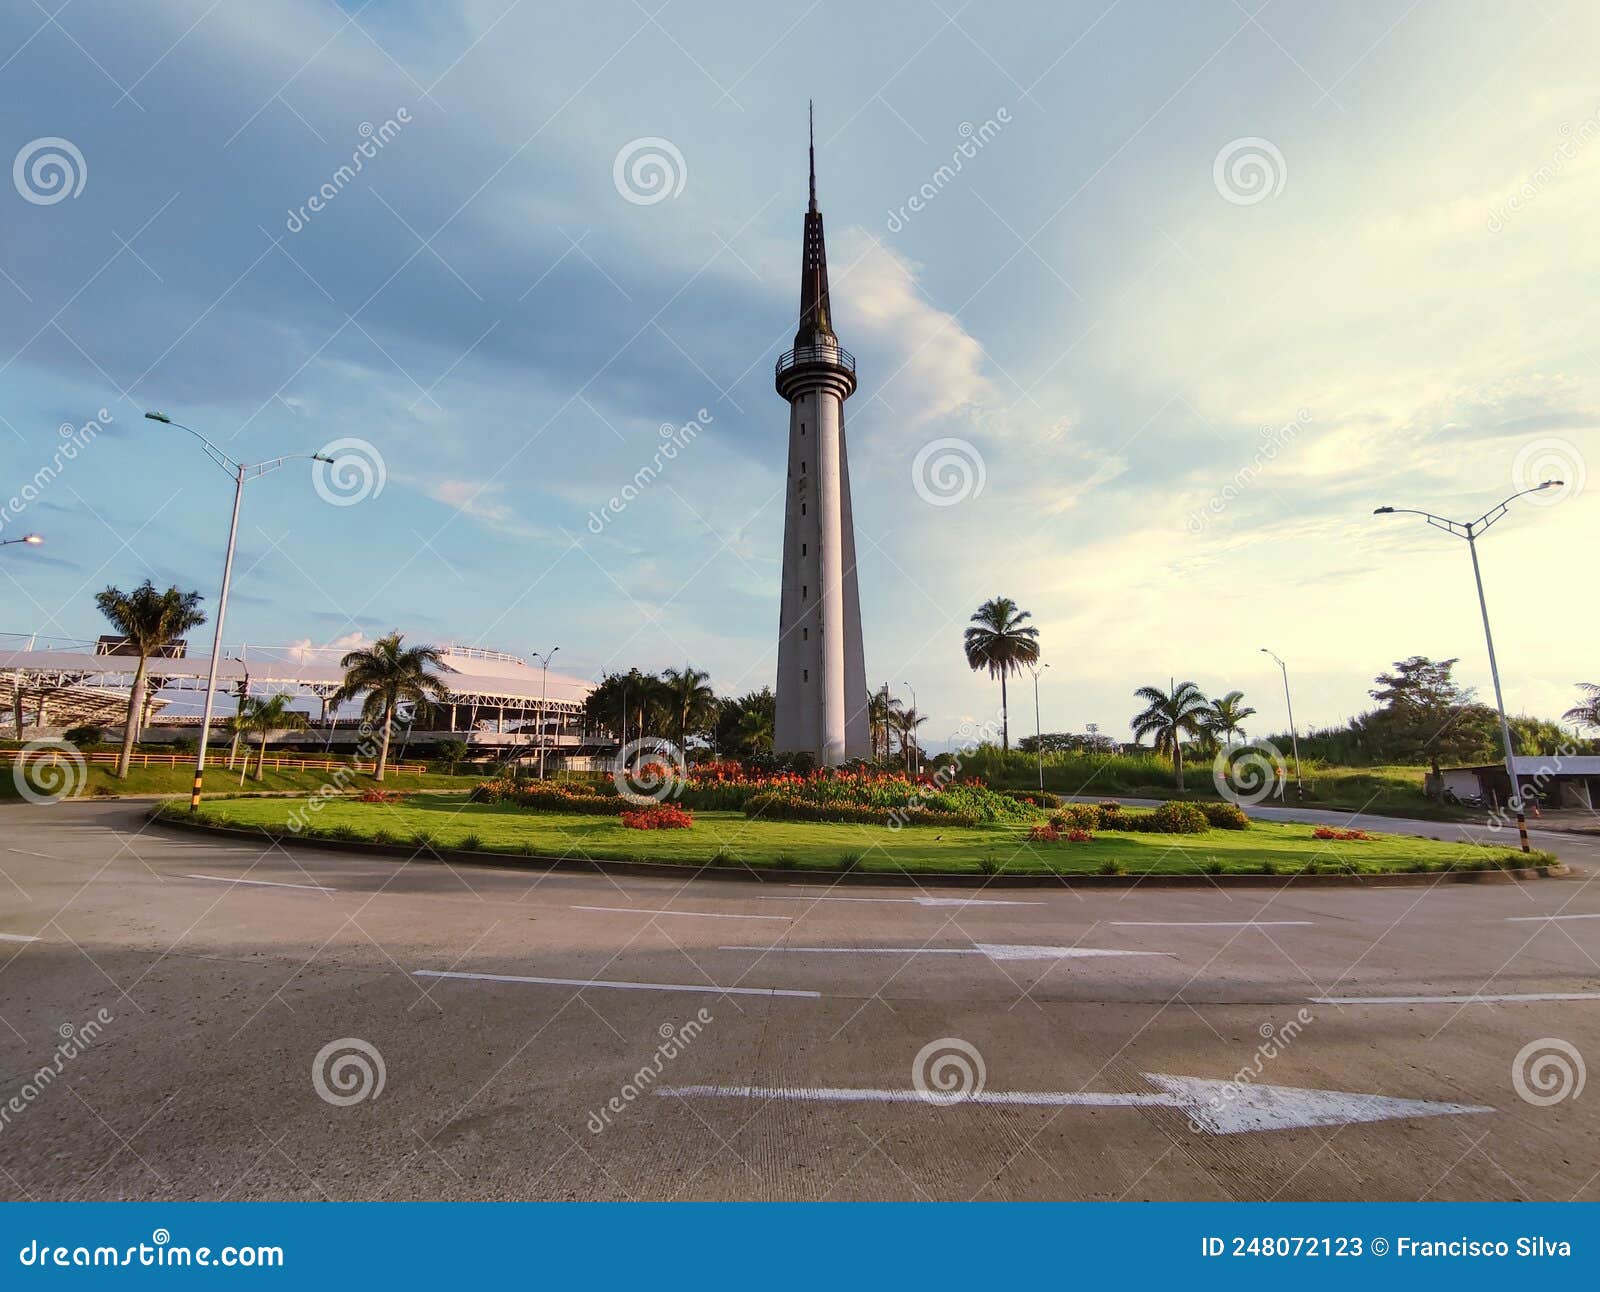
1, 749, 431, 775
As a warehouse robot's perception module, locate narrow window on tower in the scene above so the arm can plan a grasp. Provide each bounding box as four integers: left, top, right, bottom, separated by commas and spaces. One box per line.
802, 627, 808, 640
801, 502, 806, 515
800, 461, 805, 475
803, 669, 809, 682
802, 585, 807, 599
801, 542, 806, 556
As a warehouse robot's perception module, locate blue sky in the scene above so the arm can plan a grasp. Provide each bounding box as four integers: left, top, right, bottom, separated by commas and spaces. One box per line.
1, 0, 1595, 746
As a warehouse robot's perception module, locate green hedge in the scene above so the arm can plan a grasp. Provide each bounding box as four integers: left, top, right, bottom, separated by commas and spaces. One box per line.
743, 791, 976, 828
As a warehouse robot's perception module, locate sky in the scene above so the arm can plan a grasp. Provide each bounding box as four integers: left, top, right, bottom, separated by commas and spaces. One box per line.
1, 0, 1595, 749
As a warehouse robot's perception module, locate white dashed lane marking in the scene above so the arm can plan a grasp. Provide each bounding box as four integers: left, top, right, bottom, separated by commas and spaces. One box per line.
413, 969, 819, 999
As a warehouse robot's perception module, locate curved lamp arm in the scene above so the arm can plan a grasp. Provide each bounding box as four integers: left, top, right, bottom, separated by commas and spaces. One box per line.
146, 411, 332, 478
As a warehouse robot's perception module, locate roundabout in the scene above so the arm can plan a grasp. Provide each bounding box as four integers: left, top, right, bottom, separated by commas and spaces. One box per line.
1, 800, 1597, 1202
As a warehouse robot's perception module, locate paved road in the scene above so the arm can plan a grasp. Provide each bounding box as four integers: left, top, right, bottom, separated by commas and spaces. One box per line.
1, 802, 1597, 1201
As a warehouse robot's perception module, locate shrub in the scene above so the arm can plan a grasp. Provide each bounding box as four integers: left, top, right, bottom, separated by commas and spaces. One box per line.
1051, 802, 1102, 831
771, 854, 799, 870
1096, 859, 1124, 876
1203, 859, 1226, 875
410, 831, 437, 849
836, 850, 865, 871
1312, 826, 1371, 841
359, 788, 406, 804
744, 791, 973, 828
63, 724, 104, 746
1199, 801, 1250, 830
1066, 828, 1093, 844
620, 804, 694, 830
458, 833, 485, 851
1148, 801, 1210, 834
1027, 823, 1061, 843
978, 854, 1002, 875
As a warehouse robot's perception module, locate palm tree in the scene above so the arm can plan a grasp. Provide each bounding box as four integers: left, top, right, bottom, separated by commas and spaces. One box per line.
659, 666, 717, 756
93, 581, 206, 778
330, 632, 451, 781
962, 597, 1040, 751
1131, 679, 1210, 791
240, 695, 310, 780
1202, 690, 1257, 748
1564, 683, 1600, 733
868, 686, 903, 765
897, 706, 928, 775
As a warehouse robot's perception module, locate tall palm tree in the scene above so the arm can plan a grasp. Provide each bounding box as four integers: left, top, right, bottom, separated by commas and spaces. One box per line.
1131, 679, 1210, 791
240, 694, 310, 780
93, 581, 206, 778
897, 706, 928, 775
659, 666, 717, 756
868, 686, 903, 765
1564, 683, 1600, 733
1202, 690, 1257, 747
962, 597, 1040, 752
330, 632, 451, 782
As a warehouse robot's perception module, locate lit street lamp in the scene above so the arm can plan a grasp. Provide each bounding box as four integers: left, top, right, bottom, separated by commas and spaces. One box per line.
146, 411, 333, 810
1374, 480, 1563, 852
1028, 662, 1050, 792
531, 647, 559, 779
1, 534, 44, 548
1259, 648, 1304, 800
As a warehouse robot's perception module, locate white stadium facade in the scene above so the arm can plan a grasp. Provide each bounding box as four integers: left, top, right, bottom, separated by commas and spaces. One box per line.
1, 634, 601, 765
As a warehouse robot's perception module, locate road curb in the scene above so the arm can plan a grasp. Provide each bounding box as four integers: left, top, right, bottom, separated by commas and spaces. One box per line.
144, 808, 1573, 889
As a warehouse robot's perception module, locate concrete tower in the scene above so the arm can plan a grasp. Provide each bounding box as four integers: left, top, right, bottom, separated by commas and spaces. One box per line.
773, 104, 869, 765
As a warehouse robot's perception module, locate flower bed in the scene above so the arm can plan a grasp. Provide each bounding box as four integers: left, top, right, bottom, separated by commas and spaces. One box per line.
621, 804, 694, 830
1313, 826, 1372, 841
1057, 800, 1214, 835
743, 791, 974, 828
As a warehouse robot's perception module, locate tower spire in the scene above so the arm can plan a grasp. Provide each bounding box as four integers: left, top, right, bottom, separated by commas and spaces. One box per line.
795, 101, 834, 348
808, 98, 817, 213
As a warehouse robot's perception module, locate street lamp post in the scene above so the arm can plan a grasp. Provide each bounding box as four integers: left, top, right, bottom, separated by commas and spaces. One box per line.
146, 412, 332, 811
903, 681, 918, 775
531, 647, 559, 779
1374, 481, 1563, 853
1, 535, 44, 548
1259, 648, 1303, 800
1028, 662, 1050, 792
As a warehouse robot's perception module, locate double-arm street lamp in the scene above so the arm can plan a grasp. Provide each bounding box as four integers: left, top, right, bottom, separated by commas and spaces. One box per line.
146, 411, 333, 810
1373, 480, 1563, 852
530, 646, 559, 779
1259, 648, 1304, 800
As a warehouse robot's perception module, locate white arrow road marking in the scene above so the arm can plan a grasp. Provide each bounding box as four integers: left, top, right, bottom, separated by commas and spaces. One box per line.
1109, 920, 1314, 928
0, 933, 41, 943
1505, 913, 1600, 922
1313, 991, 1600, 1005
186, 874, 337, 892
720, 943, 1170, 962
412, 969, 819, 999
571, 905, 791, 922
657, 1073, 1492, 1135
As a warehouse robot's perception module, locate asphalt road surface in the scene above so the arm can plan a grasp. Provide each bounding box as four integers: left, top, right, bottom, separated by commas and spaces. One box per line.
1, 802, 1597, 1202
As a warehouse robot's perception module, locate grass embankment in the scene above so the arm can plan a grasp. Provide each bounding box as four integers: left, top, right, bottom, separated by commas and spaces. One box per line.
981, 751, 1466, 822
0, 761, 488, 801
174, 794, 1550, 877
